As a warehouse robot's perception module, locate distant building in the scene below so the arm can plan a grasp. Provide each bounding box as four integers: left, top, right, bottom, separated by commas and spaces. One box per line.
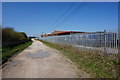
41, 30, 86, 37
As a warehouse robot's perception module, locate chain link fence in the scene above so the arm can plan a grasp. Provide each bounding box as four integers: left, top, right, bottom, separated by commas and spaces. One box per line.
40, 31, 119, 54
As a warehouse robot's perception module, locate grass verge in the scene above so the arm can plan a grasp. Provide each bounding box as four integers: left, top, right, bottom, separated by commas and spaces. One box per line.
1, 41, 33, 64
39, 40, 119, 78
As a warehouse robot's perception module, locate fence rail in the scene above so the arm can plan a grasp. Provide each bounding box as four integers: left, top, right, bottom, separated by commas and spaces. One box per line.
41, 31, 119, 54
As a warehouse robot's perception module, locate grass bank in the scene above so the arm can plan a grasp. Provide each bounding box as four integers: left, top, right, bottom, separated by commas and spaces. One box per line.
39, 40, 119, 78
1, 41, 33, 64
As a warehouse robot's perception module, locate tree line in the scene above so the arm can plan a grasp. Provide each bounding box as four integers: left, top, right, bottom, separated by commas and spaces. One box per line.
2, 27, 31, 47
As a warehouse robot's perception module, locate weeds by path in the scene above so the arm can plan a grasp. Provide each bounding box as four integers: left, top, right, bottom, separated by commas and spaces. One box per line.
1, 41, 33, 64
39, 40, 119, 78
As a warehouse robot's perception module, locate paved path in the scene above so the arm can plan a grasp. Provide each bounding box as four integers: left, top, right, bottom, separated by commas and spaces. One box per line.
2, 39, 90, 78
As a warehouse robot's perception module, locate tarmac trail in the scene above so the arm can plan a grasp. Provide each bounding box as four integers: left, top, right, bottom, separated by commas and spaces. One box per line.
2, 39, 90, 78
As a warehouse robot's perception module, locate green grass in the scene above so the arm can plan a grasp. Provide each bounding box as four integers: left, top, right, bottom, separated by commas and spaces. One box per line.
39, 40, 119, 78
1, 41, 33, 64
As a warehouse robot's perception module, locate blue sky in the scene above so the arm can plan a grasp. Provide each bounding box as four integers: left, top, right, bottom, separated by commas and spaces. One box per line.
2, 2, 118, 37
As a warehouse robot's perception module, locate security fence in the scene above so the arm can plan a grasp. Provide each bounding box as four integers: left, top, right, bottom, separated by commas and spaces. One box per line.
40, 31, 119, 54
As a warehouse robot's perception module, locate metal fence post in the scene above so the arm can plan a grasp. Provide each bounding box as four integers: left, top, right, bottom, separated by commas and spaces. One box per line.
104, 30, 107, 54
